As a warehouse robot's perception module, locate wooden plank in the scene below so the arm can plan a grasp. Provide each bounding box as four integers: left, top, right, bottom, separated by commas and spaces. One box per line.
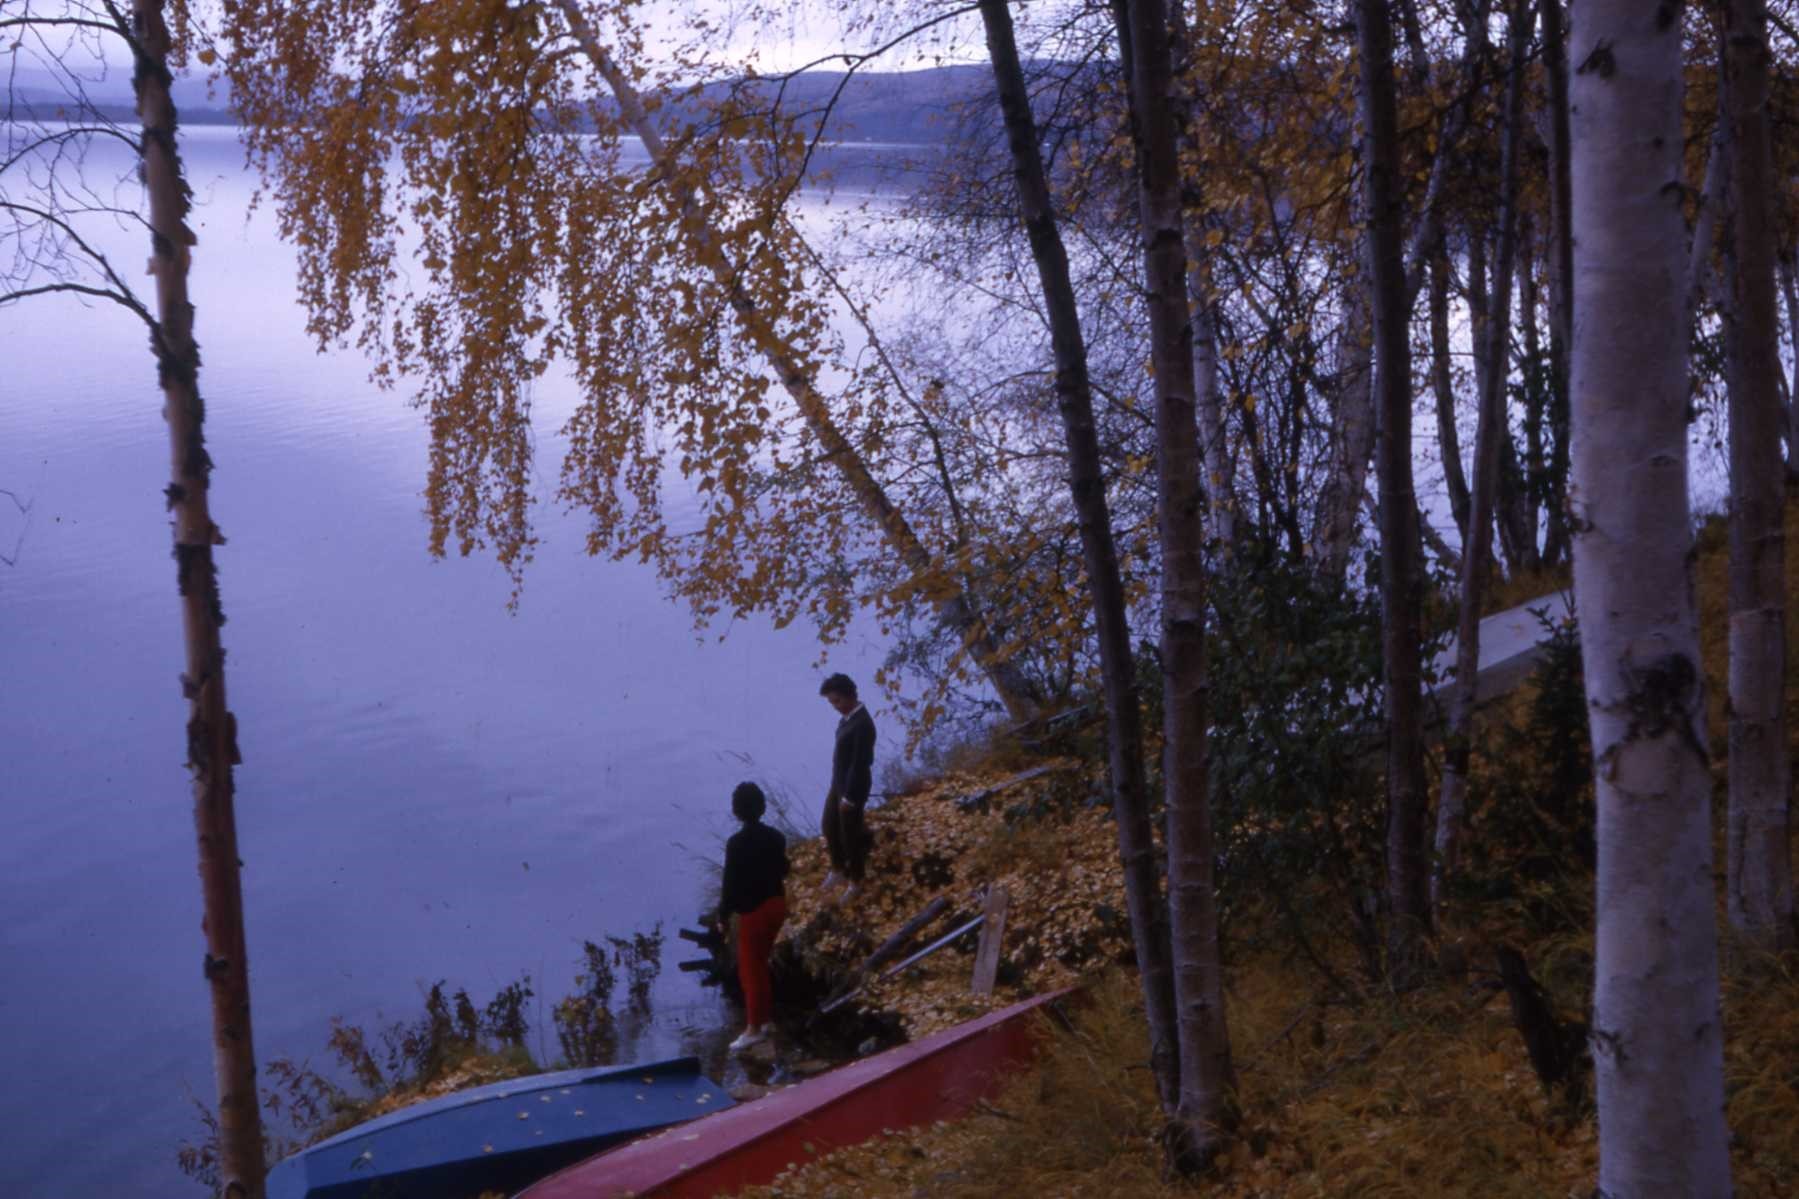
861, 895, 952, 975
823, 915, 988, 1012
952, 762, 1076, 812
970, 887, 1010, 996
877, 915, 986, 981
818, 895, 952, 1014
819, 896, 960, 1015
678, 926, 724, 950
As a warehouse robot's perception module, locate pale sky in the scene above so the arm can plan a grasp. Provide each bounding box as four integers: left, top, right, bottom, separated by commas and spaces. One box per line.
634, 0, 993, 74
13, 0, 994, 77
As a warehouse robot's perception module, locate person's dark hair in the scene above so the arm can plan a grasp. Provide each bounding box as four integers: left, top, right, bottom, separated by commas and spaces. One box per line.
731, 781, 767, 822
819, 672, 857, 701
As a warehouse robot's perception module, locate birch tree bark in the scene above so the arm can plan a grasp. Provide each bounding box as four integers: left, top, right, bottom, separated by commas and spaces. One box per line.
1310, 281, 1378, 582
976, 0, 1180, 1110
128, 1, 266, 1194
1719, 0, 1794, 952
551, 0, 1040, 722
1118, 0, 1237, 1165
1356, 0, 1430, 962
1568, 1, 1733, 1191
1434, 0, 1529, 910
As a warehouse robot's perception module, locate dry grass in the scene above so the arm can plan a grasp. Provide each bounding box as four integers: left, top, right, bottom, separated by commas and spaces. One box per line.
735, 939, 1799, 1198
729, 511, 1799, 1198
1482, 563, 1574, 618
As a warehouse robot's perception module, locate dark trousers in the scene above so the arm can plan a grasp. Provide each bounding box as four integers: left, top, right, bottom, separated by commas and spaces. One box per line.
823, 794, 870, 881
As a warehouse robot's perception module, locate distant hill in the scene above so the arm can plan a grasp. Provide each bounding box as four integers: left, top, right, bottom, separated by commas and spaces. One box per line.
3, 62, 998, 142
687, 65, 995, 144
3, 63, 235, 124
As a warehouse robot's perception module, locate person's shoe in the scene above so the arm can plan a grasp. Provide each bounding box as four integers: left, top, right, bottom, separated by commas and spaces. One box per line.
728, 1027, 769, 1053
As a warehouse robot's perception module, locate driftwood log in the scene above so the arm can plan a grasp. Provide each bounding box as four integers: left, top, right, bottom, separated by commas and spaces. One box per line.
953, 763, 1077, 812
818, 895, 952, 1013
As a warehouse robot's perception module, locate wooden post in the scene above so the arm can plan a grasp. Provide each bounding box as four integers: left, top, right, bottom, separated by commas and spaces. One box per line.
971, 887, 1010, 996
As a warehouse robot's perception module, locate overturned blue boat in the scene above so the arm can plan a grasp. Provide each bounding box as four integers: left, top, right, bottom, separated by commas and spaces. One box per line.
266, 1057, 732, 1199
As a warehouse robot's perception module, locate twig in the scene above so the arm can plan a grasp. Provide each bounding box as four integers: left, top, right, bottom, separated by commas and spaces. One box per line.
0, 487, 32, 568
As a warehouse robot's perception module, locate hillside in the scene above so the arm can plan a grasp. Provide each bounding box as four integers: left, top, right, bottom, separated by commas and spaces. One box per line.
720, 507, 1799, 1198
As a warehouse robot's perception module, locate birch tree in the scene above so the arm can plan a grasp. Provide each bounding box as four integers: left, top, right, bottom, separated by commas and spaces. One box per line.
975, 0, 1180, 1111
221, 0, 1043, 722
1718, 0, 1794, 952
1568, 0, 1732, 1190
2, 3, 266, 1193
1117, 0, 1237, 1165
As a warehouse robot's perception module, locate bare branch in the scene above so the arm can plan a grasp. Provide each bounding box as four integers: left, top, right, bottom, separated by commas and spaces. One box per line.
0, 486, 31, 567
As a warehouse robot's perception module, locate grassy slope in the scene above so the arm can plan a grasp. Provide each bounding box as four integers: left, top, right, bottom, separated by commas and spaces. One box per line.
730, 506, 1799, 1198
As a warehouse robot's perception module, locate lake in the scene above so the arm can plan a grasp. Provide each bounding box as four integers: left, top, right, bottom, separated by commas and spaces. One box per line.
0, 124, 910, 1196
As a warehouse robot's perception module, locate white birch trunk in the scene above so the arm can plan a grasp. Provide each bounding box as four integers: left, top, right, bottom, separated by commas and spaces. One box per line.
977, 0, 1181, 1110
1568, 2, 1733, 1191
1119, 0, 1237, 1165
1310, 284, 1377, 582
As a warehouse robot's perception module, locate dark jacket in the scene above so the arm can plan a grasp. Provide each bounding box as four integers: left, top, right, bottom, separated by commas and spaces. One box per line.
718, 819, 788, 921
829, 705, 876, 807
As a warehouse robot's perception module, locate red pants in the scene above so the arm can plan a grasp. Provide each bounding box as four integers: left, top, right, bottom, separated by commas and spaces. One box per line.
736, 894, 787, 1029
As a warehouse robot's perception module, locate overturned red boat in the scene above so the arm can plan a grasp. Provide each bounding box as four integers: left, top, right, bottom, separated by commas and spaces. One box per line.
517, 988, 1073, 1198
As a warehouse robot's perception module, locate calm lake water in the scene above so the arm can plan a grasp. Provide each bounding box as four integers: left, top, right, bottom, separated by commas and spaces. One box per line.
0, 125, 907, 1196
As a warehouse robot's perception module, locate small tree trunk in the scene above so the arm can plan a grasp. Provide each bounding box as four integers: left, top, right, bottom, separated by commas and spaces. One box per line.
128, 2, 266, 1195
553, 0, 1040, 722
1433, 0, 1529, 912
1568, 2, 1733, 1192
976, 0, 1180, 1110
1429, 248, 1471, 540
1307, 6, 1486, 581
1168, 5, 1242, 551
1781, 253, 1799, 479
1356, 0, 1430, 964
1516, 230, 1547, 546
1538, 0, 1575, 567
1310, 282, 1378, 582
1118, 0, 1238, 1166
1188, 256, 1241, 550
1719, 0, 1795, 952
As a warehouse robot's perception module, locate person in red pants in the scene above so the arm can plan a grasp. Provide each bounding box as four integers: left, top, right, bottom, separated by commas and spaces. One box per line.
716, 781, 789, 1053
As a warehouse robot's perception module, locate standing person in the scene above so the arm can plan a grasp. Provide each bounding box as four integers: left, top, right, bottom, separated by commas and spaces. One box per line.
819, 672, 877, 902
716, 782, 789, 1053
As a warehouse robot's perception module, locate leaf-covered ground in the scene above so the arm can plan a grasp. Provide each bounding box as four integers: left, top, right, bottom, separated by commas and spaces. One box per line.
773, 759, 1132, 1040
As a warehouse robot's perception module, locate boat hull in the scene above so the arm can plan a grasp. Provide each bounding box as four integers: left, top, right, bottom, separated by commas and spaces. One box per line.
265, 1058, 731, 1199
519, 989, 1072, 1199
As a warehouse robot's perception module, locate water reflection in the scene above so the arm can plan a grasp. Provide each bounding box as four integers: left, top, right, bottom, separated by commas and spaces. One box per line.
0, 124, 897, 1196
